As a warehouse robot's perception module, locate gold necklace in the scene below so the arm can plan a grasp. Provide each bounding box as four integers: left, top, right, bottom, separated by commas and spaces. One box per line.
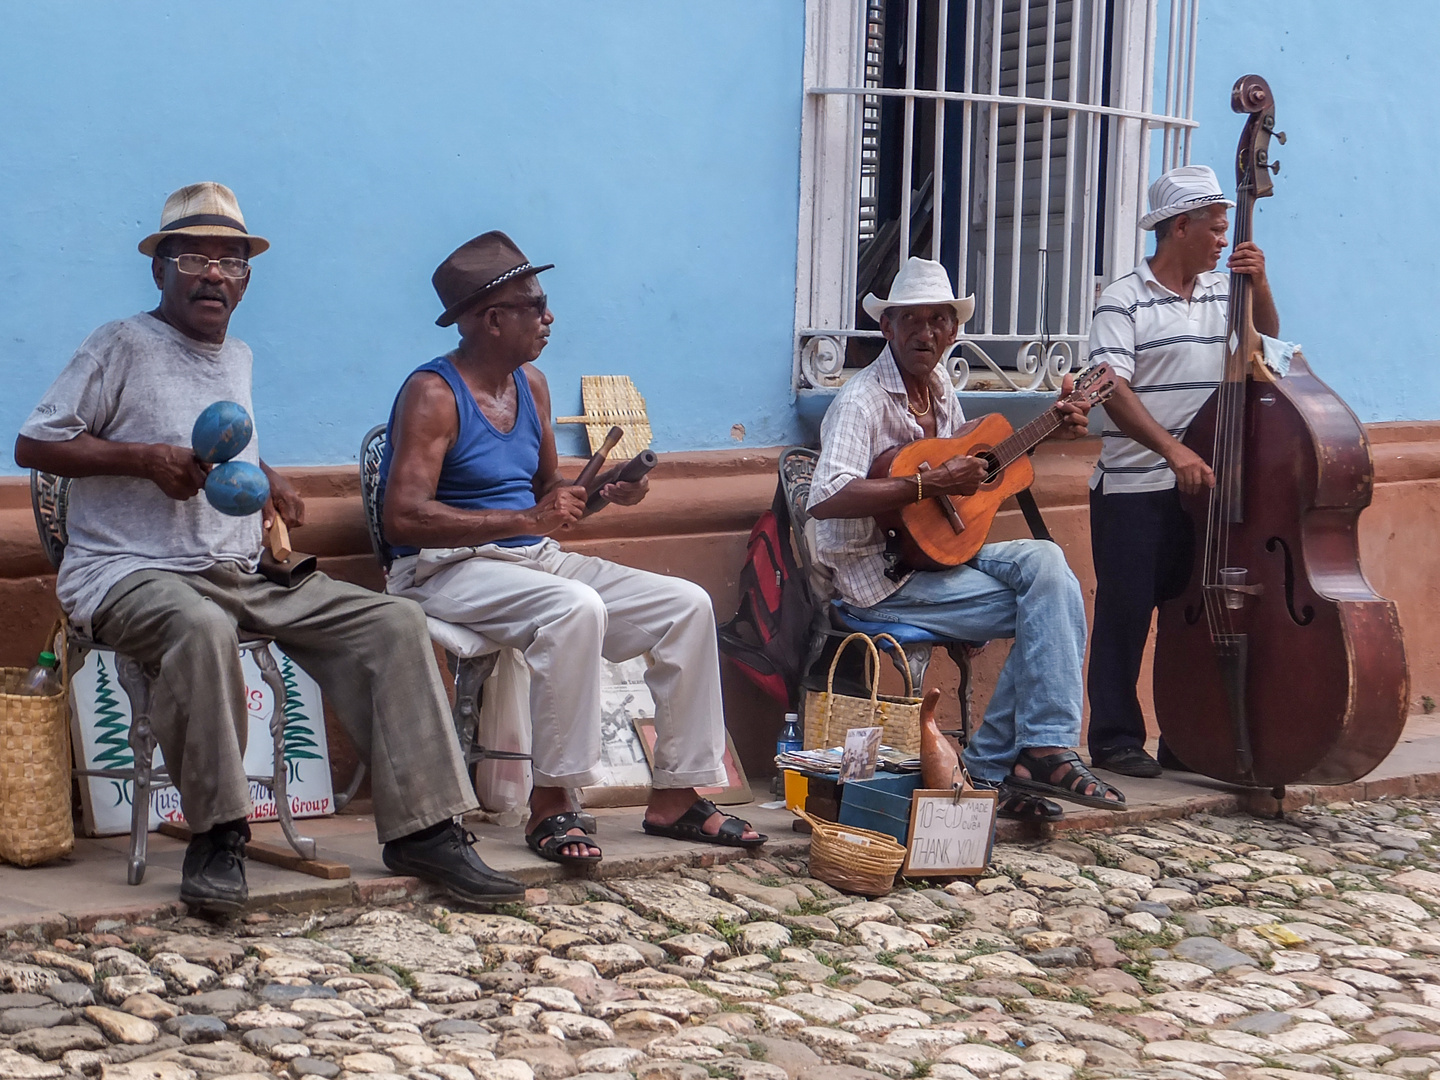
906, 386, 932, 417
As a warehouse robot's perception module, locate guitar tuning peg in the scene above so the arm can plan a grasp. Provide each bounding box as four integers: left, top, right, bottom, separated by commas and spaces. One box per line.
1268, 160, 1281, 175
1274, 130, 1287, 144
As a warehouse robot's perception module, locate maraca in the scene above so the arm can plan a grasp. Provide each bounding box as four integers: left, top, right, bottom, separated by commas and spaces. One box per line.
191, 400, 253, 463
192, 402, 268, 516
205, 461, 270, 517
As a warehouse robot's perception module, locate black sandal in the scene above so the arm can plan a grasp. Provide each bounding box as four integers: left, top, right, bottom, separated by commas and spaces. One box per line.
526, 811, 602, 864
973, 778, 1064, 821
642, 798, 767, 848
1007, 749, 1127, 811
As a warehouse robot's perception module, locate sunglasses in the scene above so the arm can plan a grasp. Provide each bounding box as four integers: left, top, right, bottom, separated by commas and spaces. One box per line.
482, 294, 549, 319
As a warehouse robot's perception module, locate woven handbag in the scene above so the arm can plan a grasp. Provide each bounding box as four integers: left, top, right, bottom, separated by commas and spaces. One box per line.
802, 632, 922, 756
0, 623, 74, 866
797, 808, 906, 896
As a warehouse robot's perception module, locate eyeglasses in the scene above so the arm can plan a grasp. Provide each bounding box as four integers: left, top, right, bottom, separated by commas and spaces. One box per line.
483, 294, 549, 319
164, 255, 251, 279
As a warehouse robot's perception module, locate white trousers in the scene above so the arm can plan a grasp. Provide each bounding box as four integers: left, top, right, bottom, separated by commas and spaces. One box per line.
387, 540, 727, 790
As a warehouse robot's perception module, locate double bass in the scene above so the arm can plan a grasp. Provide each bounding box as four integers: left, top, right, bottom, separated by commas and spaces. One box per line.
1152, 74, 1408, 791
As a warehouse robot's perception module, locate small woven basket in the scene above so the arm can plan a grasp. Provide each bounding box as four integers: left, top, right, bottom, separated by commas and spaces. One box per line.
0, 625, 74, 866
797, 808, 906, 897
803, 632, 922, 755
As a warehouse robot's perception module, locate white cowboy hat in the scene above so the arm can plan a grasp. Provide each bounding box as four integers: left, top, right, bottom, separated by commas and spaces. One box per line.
862, 257, 976, 324
138, 182, 269, 257
1140, 164, 1235, 231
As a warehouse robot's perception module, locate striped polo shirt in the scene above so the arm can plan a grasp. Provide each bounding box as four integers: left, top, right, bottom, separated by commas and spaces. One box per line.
1087, 257, 1228, 494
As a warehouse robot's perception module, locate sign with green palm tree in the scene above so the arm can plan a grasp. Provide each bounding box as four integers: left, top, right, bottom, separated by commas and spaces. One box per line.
279, 653, 323, 785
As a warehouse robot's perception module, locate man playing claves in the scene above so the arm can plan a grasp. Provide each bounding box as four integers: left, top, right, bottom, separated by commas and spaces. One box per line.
808, 256, 1126, 820
1085, 165, 1277, 778
15, 184, 527, 911
378, 231, 764, 864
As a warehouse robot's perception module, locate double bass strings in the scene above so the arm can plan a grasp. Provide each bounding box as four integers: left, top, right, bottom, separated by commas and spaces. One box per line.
1209, 164, 1257, 644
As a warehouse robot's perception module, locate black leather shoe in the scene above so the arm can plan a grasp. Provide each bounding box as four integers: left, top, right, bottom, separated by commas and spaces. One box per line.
383, 820, 526, 906
1092, 746, 1163, 778
180, 821, 249, 914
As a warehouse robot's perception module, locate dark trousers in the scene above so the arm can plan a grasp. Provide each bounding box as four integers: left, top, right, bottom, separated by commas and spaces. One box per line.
1086, 485, 1194, 756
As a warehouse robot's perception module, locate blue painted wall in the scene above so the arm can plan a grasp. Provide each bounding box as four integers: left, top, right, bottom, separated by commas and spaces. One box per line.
0, 2, 806, 472
1183, 2, 1435, 424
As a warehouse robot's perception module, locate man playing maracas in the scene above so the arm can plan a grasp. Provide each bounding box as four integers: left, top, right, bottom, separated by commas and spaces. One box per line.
15, 183, 526, 912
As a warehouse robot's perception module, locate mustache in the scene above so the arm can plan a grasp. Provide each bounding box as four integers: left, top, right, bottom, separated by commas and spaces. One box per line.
188, 286, 228, 304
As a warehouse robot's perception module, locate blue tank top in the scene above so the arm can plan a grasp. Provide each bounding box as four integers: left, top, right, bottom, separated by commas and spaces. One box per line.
379, 355, 543, 556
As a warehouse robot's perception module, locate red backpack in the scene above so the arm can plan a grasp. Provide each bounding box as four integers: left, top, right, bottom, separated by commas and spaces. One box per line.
718, 483, 816, 707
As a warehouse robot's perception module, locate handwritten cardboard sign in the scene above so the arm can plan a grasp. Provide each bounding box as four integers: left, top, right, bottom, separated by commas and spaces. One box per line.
902, 788, 998, 877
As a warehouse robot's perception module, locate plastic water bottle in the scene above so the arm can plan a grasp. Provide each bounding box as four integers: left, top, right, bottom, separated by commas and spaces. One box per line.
777, 712, 803, 756
19, 651, 62, 696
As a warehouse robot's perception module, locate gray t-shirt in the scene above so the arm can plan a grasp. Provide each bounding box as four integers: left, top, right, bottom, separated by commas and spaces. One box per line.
20, 313, 263, 631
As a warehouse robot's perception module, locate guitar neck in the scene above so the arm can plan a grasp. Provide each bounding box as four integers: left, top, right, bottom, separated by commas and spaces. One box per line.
991, 405, 1066, 470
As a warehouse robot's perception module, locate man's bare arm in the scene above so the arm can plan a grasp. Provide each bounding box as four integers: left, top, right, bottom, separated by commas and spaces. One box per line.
259, 459, 305, 529
526, 366, 568, 499
15, 432, 208, 500
1228, 241, 1279, 337
383, 372, 584, 547
809, 455, 988, 520
1102, 377, 1214, 495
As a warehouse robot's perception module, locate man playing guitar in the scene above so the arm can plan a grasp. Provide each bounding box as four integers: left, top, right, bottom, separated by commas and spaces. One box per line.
808, 257, 1125, 819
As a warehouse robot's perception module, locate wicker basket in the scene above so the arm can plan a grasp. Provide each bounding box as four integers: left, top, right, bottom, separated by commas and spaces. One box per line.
803, 632, 922, 755
0, 628, 74, 866
797, 808, 906, 897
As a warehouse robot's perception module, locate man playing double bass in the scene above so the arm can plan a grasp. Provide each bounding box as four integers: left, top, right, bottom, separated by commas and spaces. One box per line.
1086, 165, 1280, 778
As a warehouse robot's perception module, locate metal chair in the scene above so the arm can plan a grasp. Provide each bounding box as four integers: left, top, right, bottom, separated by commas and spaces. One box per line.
30, 471, 316, 885
356, 426, 516, 791
778, 447, 983, 745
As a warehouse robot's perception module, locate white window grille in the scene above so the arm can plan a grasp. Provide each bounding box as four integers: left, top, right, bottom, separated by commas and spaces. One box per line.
796, 0, 1200, 395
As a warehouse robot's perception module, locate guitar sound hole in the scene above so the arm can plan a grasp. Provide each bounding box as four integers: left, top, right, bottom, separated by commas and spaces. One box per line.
978, 451, 1002, 485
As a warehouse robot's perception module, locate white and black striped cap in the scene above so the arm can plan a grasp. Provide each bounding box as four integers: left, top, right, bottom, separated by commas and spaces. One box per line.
1140, 165, 1235, 231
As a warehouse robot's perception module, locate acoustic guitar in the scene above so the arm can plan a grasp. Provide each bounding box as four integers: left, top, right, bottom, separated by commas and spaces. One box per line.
868, 363, 1118, 570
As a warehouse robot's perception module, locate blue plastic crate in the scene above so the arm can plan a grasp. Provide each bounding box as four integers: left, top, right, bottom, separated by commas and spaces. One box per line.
838, 772, 922, 844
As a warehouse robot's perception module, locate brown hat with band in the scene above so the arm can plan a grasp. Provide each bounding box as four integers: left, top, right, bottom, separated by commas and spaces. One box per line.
432, 231, 553, 327
137, 182, 269, 257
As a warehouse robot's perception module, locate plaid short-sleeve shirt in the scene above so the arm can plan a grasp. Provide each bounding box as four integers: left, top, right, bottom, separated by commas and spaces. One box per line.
811, 347, 964, 608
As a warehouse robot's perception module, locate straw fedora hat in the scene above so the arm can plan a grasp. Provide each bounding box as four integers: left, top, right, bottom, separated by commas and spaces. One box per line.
432, 231, 554, 327
137, 182, 269, 257
862, 257, 975, 324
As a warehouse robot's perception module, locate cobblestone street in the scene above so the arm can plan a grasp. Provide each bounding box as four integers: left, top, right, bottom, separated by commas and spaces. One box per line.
8, 800, 1440, 1080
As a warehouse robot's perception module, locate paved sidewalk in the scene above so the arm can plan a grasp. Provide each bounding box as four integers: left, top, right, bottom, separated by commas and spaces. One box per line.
4, 714, 1439, 929
5, 781, 1440, 1080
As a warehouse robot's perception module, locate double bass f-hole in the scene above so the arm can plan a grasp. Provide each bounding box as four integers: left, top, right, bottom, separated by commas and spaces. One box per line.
1265, 536, 1315, 626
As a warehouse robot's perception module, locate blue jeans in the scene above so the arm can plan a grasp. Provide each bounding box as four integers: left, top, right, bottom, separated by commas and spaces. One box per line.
844, 540, 1086, 784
